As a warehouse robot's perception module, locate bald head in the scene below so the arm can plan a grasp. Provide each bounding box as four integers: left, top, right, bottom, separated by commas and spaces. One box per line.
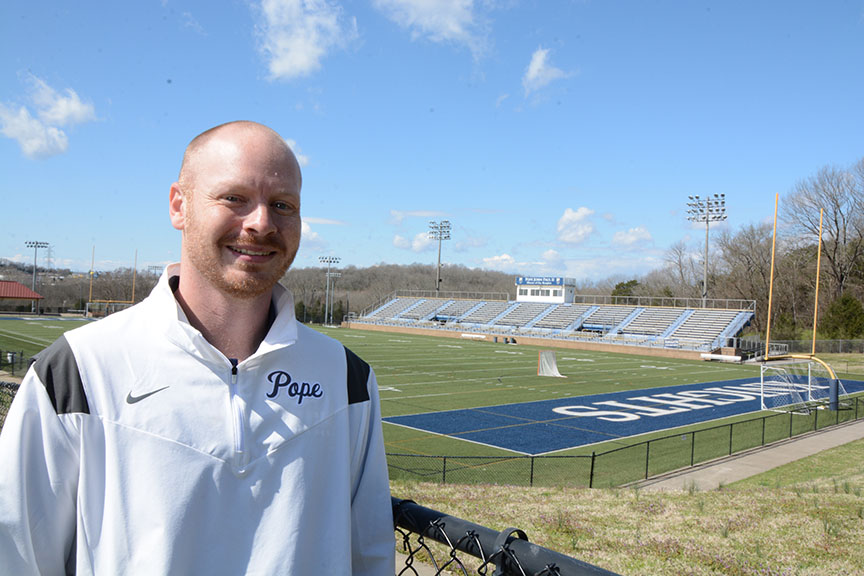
178, 121, 302, 193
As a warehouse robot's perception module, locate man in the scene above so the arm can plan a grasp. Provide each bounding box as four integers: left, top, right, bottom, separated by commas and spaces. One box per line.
0, 121, 395, 574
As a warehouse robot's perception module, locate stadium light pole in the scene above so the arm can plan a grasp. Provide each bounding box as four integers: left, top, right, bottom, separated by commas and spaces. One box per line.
25, 241, 49, 314
319, 256, 340, 326
428, 220, 451, 295
686, 194, 726, 308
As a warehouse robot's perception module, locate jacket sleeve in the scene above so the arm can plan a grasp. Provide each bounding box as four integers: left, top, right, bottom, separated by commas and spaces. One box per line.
0, 367, 81, 575
347, 362, 395, 576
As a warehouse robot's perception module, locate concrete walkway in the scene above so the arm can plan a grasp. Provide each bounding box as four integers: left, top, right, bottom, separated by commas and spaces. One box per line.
636, 418, 864, 492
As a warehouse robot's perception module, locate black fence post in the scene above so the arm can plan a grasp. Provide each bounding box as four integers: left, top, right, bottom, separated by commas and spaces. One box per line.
442, 456, 447, 484
690, 432, 696, 467
728, 423, 734, 456
789, 411, 794, 439
644, 441, 650, 480
589, 452, 596, 488
529, 456, 535, 487
761, 416, 766, 446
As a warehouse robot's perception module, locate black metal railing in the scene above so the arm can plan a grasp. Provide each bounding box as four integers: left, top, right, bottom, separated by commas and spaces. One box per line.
393, 497, 619, 576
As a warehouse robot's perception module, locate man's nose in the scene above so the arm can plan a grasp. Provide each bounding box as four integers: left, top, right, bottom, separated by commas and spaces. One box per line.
244, 203, 277, 235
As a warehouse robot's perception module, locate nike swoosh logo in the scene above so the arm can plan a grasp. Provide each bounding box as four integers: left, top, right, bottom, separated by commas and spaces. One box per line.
126, 386, 170, 404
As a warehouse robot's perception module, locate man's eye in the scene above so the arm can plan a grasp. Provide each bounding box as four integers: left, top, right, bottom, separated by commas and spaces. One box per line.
273, 201, 294, 212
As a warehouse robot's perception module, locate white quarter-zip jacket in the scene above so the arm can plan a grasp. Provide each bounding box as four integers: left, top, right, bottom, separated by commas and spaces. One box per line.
0, 265, 394, 575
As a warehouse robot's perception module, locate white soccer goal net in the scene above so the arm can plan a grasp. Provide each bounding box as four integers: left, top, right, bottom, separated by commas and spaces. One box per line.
538, 350, 565, 378
760, 359, 848, 413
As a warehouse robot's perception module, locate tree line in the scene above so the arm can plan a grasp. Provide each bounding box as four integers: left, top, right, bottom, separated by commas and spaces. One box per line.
624, 157, 864, 339
3, 158, 862, 338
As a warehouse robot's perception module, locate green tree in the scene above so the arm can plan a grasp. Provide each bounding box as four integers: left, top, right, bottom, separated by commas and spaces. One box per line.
611, 279, 639, 297
820, 294, 864, 339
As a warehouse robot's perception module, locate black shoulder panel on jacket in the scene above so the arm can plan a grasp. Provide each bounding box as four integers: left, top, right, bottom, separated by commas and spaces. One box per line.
345, 347, 371, 405
33, 335, 90, 415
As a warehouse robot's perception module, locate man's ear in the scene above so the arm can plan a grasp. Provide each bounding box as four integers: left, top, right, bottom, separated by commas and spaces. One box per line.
169, 183, 186, 231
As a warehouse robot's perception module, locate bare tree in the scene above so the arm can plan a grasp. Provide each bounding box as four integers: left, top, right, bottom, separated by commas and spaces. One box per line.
664, 240, 699, 296
715, 223, 775, 332
782, 161, 864, 298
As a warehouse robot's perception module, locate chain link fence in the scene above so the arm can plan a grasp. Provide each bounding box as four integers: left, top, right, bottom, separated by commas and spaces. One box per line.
0, 349, 28, 378
389, 396, 864, 488
393, 497, 619, 575
0, 382, 19, 431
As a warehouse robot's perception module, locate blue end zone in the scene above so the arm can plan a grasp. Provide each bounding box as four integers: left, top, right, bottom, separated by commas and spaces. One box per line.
384, 378, 864, 455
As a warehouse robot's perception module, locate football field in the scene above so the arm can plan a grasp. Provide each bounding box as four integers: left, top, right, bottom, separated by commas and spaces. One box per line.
315, 326, 776, 456
4, 318, 860, 464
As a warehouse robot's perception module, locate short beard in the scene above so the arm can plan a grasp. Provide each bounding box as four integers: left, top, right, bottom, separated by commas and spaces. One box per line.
184, 205, 295, 300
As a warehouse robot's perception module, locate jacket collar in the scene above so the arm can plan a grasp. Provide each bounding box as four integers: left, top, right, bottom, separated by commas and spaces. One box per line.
150, 263, 298, 366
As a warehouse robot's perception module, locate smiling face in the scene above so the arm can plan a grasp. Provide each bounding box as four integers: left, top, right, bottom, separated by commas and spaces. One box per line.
170, 123, 302, 300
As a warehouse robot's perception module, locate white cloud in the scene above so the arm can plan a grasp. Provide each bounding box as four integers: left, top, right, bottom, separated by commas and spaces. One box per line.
29, 76, 96, 126
0, 105, 68, 158
453, 235, 486, 252
257, 0, 358, 80
373, 0, 484, 54
389, 209, 447, 225
613, 226, 653, 247
299, 220, 326, 252
542, 249, 561, 262
556, 207, 595, 244
522, 46, 568, 96
482, 253, 517, 270
303, 217, 345, 225
284, 138, 310, 167
393, 232, 434, 252
0, 75, 96, 159
182, 12, 206, 35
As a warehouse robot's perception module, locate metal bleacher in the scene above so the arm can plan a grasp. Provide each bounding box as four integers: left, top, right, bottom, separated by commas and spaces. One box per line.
494, 302, 552, 328
462, 301, 510, 325
668, 309, 741, 345
436, 299, 482, 319
367, 297, 420, 319
400, 299, 446, 320
532, 304, 592, 330
356, 292, 755, 352
582, 306, 635, 331
622, 307, 686, 336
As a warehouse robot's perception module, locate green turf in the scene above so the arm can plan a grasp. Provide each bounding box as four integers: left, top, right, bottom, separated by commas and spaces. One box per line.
0, 317, 92, 360
2, 318, 860, 487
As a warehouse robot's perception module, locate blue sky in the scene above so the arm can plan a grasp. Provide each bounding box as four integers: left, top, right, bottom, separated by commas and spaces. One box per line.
2, 1, 863, 282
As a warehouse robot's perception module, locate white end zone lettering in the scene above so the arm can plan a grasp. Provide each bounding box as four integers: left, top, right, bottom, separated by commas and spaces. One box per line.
553, 405, 640, 422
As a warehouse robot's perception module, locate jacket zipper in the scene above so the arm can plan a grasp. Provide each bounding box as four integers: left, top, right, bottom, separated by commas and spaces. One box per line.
229, 360, 247, 473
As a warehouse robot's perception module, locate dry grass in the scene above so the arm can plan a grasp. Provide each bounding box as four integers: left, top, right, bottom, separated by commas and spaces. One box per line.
392, 440, 864, 575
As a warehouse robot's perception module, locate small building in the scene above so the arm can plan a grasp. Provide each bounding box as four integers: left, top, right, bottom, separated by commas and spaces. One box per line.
0, 280, 44, 312
514, 276, 577, 304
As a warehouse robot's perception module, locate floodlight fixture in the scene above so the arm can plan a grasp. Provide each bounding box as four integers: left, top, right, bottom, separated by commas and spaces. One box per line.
25, 241, 49, 314
319, 256, 341, 326
428, 220, 451, 295
686, 194, 727, 307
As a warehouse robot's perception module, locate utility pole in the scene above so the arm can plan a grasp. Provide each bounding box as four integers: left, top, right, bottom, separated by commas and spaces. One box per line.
428, 220, 451, 295
25, 240, 49, 314
686, 194, 727, 308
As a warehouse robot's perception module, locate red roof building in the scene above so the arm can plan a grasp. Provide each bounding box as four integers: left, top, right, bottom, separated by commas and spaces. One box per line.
0, 281, 44, 300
